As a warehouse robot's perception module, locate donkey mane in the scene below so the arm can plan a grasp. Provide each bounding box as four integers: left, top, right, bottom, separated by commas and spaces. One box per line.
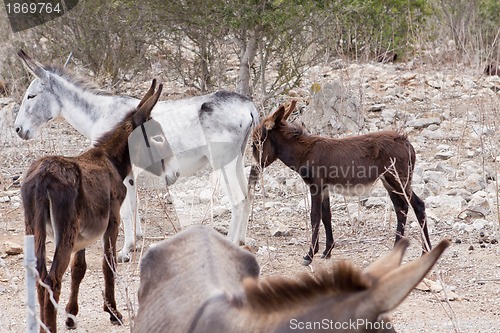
244, 261, 369, 313
43, 64, 113, 96
92, 111, 136, 177
93, 112, 134, 148
281, 122, 309, 139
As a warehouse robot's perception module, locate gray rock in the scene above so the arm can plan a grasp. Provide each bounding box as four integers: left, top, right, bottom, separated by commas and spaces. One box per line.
369, 103, 385, 112
363, 197, 386, 208
426, 79, 443, 89
472, 219, 490, 231
407, 117, 442, 128
434, 151, 454, 160
463, 174, 485, 194
265, 201, 284, 209
425, 195, 465, 219
381, 109, 396, 123
420, 128, 446, 140
271, 223, 292, 237
453, 222, 474, 233
423, 170, 449, 189
278, 207, 294, 215
464, 193, 490, 217
212, 205, 230, 217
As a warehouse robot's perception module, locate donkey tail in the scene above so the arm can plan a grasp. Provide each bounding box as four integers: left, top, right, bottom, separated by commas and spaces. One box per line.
21, 173, 50, 279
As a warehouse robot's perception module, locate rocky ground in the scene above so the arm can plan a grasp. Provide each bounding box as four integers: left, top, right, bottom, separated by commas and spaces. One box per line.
1, 61, 499, 332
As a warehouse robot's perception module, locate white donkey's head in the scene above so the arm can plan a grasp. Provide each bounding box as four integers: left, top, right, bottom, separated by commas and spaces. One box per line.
15, 50, 61, 140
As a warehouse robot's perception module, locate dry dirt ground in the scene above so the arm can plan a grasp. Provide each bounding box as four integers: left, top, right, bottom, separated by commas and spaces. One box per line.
1, 62, 499, 332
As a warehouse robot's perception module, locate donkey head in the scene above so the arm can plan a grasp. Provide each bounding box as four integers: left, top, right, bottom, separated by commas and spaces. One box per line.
252, 100, 297, 168
15, 50, 60, 140
128, 80, 178, 180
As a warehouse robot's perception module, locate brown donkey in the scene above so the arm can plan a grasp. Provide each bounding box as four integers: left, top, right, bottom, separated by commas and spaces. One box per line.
252, 101, 431, 265
134, 225, 449, 333
21, 80, 162, 332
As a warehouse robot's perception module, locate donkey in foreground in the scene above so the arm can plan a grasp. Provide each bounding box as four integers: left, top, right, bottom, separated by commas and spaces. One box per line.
15, 50, 259, 261
252, 101, 431, 265
134, 225, 449, 333
21, 80, 162, 332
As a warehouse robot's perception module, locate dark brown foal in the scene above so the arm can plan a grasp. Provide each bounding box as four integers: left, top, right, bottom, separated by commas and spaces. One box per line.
21, 80, 162, 332
253, 101, 431, 265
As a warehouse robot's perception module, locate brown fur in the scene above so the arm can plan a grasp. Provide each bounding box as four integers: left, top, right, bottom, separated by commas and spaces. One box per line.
253, 102, 431, 265
21, 80, 162, 332
245, 261, 369, 313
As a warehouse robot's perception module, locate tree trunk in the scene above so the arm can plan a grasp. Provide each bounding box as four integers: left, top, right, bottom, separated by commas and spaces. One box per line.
237, 29, 259, 96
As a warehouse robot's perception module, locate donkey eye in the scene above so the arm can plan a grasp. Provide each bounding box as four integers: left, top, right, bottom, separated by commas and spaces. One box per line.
152, 135, 164, 143
27, 94, 36, 99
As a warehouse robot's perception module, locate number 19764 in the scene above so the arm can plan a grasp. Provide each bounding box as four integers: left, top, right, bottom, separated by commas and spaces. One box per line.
6, 2, 62, 14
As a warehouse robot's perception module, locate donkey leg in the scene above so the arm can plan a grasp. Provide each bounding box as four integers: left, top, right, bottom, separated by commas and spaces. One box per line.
387, 191, 410, 244
44, 244, 74, 333
224, 157, 250, 245
410, 192, 432, 252
320, 190, 334, 259
118, 174, 141, 262
304, 187, 322, 266
26, 217, 48, 325
65, 249, 86, 329
103, 206, 123, 325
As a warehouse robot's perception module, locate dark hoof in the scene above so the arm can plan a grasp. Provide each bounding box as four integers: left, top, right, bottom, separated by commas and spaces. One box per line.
110, 313, 123, 326
65, 317, 77, 330
302, 254, 313, 266
320, 253, 331, 259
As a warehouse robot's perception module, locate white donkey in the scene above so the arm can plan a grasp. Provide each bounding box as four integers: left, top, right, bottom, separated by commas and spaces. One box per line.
15, 50, 259, 261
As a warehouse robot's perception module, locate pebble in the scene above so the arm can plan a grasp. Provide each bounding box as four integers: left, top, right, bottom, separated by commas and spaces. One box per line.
368, 103, 385, 112
4, 242, 22, 256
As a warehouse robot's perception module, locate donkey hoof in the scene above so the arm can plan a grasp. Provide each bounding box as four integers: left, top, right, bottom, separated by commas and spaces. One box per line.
320, 253, 331, 259
65, 317, 77, 330
302, 254, 313, 266
110, 312, 123, 326
117, 252, 131, 263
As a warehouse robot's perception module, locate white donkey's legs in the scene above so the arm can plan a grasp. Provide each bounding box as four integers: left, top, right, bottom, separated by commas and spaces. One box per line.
225, 155, 253, 245
117, 174, 142, 262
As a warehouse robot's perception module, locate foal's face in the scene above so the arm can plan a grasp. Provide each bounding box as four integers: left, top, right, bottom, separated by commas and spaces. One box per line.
252, 125, 278, 168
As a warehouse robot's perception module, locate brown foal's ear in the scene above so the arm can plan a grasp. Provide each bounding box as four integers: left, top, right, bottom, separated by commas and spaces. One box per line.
18, 49, 49, 80
283, 100, 297, 121
134, 83, 163, 126
263, 104, 287, 130
137, 79, 157, 108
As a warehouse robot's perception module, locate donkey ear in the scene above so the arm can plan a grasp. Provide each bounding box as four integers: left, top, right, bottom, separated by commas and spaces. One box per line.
361, 239, 449, 315
18, 50, 48, 80
134, 83, 163, 126
283, 100, 297, 121
137, 79, 157, 108
362, 238, 409, 285
264, 104, 287, 130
